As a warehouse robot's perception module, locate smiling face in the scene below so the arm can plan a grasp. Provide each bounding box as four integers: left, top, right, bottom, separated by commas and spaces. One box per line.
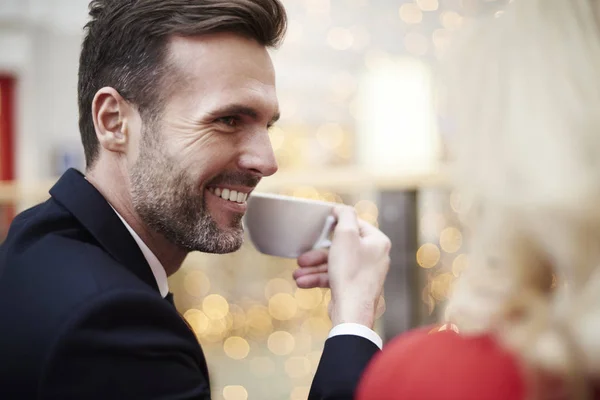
129, 33, 280, 253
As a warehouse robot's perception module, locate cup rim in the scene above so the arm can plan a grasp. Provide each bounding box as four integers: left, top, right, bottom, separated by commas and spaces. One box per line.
248, 191, 336, 208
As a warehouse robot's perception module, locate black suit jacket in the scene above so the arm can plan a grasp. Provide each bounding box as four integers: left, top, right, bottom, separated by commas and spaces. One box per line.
0, 169, 379, 399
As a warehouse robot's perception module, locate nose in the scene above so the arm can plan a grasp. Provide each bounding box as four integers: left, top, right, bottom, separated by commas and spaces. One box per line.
238, 129, 279, 178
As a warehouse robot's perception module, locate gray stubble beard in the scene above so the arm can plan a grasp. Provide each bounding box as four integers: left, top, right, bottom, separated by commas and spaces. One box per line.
130, 127, 244, 254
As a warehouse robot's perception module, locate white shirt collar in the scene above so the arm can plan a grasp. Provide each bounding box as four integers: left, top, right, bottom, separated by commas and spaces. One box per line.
110, 206, 170, 298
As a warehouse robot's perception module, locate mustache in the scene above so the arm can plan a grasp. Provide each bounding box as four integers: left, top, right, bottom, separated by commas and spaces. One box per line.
207, 172, 261, 188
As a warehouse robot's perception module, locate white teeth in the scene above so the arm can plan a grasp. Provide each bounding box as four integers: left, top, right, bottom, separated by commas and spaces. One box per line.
221, 188, 230, 200
212, 187, 249, 203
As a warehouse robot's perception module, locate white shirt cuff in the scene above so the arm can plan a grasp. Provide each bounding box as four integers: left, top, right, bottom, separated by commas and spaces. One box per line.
327, 323, 383, 349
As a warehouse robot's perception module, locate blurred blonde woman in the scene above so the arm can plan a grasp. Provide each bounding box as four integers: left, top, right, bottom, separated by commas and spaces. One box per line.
357, 0, 600, 399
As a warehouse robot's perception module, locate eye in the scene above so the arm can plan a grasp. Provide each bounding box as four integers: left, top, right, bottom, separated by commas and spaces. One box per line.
216, 116, 240, 128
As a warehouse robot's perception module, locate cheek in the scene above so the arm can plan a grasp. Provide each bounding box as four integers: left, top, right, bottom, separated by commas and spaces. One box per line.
176, 138, 238, 183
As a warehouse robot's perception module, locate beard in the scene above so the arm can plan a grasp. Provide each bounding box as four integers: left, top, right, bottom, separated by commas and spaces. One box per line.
129, 126, 257, 254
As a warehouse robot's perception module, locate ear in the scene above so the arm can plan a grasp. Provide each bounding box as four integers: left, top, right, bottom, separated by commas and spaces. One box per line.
91, 87, 133, 154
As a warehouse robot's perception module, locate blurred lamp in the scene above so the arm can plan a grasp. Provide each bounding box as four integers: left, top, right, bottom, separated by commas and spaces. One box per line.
356, 57, 439, 175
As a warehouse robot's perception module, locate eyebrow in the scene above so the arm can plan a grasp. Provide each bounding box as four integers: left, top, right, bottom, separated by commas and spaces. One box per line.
207, 104, 280, 125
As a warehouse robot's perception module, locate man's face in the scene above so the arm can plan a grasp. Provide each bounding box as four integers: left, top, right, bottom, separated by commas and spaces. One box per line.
130, 33, 279, 253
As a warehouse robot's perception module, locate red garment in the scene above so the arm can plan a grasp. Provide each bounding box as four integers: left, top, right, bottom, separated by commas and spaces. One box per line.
356, 326, 527, 400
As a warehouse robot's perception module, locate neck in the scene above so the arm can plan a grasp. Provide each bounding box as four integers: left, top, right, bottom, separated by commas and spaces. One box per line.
85, 157, 187, 276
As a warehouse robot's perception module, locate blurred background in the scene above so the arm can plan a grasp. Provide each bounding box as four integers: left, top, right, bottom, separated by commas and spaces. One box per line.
0, 0, 508, 399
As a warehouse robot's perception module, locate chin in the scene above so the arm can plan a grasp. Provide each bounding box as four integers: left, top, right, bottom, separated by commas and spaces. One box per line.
197, 238, 244, 254
189, 227, 244, 254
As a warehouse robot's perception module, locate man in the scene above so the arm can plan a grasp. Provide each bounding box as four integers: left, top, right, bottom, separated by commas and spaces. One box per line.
0, 1, 391, 399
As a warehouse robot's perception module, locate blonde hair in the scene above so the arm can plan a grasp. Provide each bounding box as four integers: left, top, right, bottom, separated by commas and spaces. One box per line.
442, 0, 600, 397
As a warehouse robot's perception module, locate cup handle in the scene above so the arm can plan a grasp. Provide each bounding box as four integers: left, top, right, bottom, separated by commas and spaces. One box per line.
312, 215, 336, 250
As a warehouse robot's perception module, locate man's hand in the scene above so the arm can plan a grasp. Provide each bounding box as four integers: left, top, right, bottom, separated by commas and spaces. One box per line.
293, 205, 391, 329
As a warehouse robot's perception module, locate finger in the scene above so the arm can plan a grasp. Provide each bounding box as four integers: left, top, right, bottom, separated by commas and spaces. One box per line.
357, 218, 383, 237
297, 248, 329, 268
332, 205, 359, 237
293, 264, 328, 279
295, 272, 330, 289
357, 219, 392, 250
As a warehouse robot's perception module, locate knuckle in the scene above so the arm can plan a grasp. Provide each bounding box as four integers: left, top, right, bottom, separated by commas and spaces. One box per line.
383, 238, 392, 252
336, 227, 359, 237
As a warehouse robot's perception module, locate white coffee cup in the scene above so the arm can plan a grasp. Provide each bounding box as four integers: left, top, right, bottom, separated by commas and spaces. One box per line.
244, 192, 337, 258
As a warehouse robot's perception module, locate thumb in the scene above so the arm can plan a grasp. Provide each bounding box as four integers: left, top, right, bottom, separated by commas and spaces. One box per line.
332, 205, 360, 239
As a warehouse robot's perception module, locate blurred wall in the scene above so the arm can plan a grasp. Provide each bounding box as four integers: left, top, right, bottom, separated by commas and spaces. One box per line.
0, 0, 88, 182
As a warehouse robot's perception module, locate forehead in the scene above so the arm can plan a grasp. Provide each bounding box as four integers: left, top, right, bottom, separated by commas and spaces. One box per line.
165, 33, 278, 114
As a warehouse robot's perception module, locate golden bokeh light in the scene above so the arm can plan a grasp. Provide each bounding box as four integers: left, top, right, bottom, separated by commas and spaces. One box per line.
295, 288, 323, 310
301, 317, 332, 338
183, 309, 209, 335
292, 186, 321, 200
223, 385, 248, 400
417, 0, 439, 11
306, 350, 322, 372
440, 11, 463, 30
432, 28, 452, 50
246, 305, 274, 339
404, 32, 429, 56
440, 227, 463, 253
430, 272, 455, 301
275, 148, 292, 168
416, 243, 441, 268
203, 294, 230, 320
268, 331, 296, 356
285, 356, 311, 379
294, 332, 313, 354
250, 356, 276, 378
452, 253, 469, 277
321, 192, 344, 204
264, 278, 294, 300
268, 293, 298, 321
334, 142, 354, 160
354, 200, 379, 219
291, 386, 311, 400
201, 317, 229, 343
228, 304, 246, 331
316, 123, 345, 150
398, 3, 423, 24
291, 136, 308, 153
269, 126, 286, 151
183, 270, 210, 297
223, 336, 250, 360
327, 27, 354, 50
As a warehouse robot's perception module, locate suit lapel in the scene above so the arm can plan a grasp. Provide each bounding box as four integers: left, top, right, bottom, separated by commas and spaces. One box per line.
49, 168, 159, 293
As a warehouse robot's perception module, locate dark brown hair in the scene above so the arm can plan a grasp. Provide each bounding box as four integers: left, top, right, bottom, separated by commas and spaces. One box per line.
78, 0, 287, 168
